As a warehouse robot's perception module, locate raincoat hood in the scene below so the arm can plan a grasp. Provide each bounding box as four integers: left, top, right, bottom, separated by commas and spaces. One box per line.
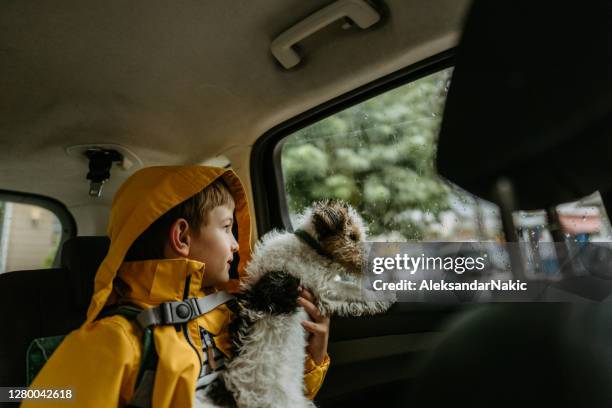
86, 165, 252, 324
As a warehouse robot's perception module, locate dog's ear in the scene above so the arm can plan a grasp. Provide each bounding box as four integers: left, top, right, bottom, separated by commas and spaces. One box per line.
312, 200, 348, 239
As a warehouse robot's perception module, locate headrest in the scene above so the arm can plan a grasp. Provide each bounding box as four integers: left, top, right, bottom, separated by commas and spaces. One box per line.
61, 236, 110, 310
436, 0, 612, 211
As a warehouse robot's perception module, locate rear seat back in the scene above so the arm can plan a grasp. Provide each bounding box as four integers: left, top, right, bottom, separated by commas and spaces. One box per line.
0, 236, 109, 386
61, 236, 110, 311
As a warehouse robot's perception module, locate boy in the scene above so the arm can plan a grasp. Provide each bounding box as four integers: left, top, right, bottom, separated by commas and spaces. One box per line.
24, 166, 330, 407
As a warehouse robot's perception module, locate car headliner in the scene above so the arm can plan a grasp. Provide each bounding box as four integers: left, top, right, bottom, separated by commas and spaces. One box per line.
0, 0, 467, 234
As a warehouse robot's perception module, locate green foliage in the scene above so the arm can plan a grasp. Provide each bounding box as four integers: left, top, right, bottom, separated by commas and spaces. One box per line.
282, 69, 454, 240
42, 234, 60, 268
0, 201, 4, 249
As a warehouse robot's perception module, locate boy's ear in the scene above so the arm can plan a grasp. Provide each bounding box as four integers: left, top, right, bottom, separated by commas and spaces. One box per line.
165, 218, 191, 258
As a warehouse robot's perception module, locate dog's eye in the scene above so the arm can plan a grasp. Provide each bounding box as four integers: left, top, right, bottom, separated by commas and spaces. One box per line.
349, 233, 358, 241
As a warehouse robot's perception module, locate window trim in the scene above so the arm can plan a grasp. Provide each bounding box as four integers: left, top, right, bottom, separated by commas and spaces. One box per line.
250, 49, 455, 236
0, 189, 77, 269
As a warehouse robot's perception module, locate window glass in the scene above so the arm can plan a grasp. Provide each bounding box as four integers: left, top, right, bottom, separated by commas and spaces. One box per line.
556, 191, 612, 243
510, 192, 612, 279
280, 68, 502, 242
512, 210, 559, 279
0, 201, 63, 273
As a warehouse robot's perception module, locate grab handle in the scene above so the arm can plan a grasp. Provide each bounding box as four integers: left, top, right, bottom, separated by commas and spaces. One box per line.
271, 0, 381, 69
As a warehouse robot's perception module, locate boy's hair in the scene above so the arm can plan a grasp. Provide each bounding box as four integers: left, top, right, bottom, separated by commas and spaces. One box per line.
124, 178, 235, 261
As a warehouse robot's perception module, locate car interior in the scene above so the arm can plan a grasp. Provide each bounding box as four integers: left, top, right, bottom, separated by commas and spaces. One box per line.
2, 0, 612, 406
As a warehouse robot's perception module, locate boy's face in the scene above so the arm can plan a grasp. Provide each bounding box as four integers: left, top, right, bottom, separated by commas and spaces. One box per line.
189, 204, 239, 288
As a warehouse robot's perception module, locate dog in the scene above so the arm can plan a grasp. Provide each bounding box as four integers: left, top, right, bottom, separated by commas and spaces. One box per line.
196, 199, 394, 408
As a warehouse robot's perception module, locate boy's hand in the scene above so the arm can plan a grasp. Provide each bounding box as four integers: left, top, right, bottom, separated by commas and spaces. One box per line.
297, 286, 330, 365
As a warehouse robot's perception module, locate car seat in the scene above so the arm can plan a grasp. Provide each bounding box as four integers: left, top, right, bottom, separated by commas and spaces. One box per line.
0, 236, 109, 387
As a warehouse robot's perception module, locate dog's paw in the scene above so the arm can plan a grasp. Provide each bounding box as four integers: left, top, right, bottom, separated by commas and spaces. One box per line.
373, 299, 395, 312
353, 300, 394, 315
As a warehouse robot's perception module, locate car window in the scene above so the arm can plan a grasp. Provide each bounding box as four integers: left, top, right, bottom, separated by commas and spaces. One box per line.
0, 201, 64, 273
510, 192, 612, 279
555, 191, 612, 242
279, 67, 502, 242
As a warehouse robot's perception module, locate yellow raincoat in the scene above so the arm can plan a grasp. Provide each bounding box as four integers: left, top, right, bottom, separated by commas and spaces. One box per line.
23, 166, 330, 407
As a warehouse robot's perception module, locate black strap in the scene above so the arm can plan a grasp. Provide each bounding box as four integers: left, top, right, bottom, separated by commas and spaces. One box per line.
294, 229, 332, 260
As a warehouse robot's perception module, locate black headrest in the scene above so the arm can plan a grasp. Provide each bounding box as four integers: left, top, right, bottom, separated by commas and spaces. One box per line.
436, 0, 612, 211
61, 236, 110, 310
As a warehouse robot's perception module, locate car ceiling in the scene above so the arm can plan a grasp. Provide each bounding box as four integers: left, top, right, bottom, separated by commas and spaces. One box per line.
0, 0, 468, 233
